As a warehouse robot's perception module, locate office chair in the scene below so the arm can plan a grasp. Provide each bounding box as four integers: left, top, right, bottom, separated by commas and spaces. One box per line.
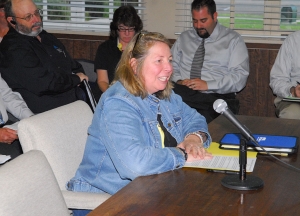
0, 150, 70, 216
76, 58, 97, 82
18, 101, 111, 210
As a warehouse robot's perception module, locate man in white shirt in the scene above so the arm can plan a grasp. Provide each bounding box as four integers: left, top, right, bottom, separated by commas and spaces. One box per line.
171, 0, 249, 122
270, 31, 300, 119
0, 73, 33, 159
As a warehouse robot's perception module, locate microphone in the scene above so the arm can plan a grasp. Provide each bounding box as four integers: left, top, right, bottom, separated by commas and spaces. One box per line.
213, 99, 264, 190
213, 99, 256, 144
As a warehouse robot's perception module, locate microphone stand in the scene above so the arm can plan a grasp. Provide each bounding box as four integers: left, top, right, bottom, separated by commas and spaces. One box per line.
221, 136, 264, 190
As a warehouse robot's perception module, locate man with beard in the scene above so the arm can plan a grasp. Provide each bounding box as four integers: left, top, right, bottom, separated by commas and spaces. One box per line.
171, 0, 249, 123
0, 0, 88, 113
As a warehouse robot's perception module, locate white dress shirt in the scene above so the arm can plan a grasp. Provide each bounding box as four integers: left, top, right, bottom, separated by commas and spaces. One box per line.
171, 22, 249, 94
270, 30, 300, 98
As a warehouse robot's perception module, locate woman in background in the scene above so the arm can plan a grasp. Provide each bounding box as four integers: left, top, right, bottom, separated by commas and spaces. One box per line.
68, 31, 212, 215
92, 5, 143, 101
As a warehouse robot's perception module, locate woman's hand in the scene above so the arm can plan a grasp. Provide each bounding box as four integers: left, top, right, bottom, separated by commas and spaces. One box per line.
177, 134, 212, 160
186, 151, 213, 162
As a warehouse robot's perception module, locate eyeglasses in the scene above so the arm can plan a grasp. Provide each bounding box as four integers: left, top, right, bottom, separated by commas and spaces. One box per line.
132, 31, 146, 54
118, 26, 135, 32
13, 9, 43, 22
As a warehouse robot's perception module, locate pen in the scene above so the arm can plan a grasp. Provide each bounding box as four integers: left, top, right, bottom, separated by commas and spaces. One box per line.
259, 152, 288, 157
206, 169, 239, 175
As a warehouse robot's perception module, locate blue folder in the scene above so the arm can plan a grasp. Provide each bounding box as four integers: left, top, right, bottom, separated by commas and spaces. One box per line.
219, 133, 298, 154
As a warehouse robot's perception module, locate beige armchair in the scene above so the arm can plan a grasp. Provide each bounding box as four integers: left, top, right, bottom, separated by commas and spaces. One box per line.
0, 150, 70, 216
18, 101, 111, 210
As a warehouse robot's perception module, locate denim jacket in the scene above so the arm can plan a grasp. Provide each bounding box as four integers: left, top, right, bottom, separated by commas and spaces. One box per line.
67, 81, 211, 195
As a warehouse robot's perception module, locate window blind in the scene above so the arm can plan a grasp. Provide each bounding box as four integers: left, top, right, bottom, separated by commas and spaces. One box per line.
34, 0, 145, 32
175, 0, 300, 42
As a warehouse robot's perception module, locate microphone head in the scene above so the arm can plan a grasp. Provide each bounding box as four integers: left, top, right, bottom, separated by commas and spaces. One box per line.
213, 99, 228, 114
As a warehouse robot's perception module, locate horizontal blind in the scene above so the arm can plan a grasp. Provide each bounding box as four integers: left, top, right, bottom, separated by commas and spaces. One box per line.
34, 0, 145, 32
175, 0, 300, 42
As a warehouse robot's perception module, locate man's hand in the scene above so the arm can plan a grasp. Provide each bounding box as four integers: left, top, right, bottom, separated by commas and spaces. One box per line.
185, 78, 208, 91
76, 72, 89, 82
292, 84, 300, 97
0, 128, 18, 144
177, 79, 189, 85
177, 78, 208, 91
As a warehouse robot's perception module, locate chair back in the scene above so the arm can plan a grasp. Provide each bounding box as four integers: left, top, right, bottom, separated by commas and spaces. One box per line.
0, 150, 69, 216
76, 59, 97, 82
18, 100, 93, 190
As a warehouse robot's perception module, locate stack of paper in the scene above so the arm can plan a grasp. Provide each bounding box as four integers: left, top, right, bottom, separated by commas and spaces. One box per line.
184, 142, 257, 172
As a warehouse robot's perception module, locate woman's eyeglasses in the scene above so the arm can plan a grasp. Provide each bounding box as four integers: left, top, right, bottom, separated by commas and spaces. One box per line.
132, 31, 147, 54
118, 26, 135, 32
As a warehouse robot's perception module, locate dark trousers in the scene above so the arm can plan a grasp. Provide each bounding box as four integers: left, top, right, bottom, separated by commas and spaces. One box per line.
0, 139, 23, 160
173, 83, 239, 123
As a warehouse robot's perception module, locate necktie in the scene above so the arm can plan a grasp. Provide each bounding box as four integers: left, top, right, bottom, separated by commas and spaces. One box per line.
190, 38, 205, 79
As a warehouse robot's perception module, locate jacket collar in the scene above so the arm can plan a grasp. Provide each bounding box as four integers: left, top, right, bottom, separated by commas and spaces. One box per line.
6, 27, 46, 40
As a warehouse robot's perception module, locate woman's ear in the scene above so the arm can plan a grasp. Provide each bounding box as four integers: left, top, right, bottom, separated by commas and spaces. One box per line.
130, 58, 137, 74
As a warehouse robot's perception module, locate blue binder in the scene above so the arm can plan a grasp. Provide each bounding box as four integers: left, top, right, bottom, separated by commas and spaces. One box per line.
219, 133, 298, 154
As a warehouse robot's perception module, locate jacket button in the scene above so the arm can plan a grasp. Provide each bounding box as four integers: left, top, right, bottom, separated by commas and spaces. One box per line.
168, 123, 171, 127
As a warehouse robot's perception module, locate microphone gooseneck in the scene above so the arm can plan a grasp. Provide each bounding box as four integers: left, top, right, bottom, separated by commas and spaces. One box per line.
213, 99, 256, 144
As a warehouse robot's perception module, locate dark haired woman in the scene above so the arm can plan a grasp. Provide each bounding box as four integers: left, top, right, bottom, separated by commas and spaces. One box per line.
93, 5, 143, 101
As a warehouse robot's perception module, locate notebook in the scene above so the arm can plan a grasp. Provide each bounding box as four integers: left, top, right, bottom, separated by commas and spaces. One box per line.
219, 133, 298, 154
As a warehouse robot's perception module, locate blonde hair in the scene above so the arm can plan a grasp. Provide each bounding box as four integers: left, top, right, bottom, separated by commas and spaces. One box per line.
113, 31, 173, 100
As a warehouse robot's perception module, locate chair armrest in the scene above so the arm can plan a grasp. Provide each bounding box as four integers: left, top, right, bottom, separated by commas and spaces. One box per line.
62, 190, 111, 210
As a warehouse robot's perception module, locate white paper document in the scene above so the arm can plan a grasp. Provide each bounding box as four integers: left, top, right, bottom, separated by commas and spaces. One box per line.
184, 155, 256, 172
0, 154, 11, 164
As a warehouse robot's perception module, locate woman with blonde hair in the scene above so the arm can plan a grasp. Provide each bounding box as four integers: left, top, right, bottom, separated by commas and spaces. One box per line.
68, 31, 212, 215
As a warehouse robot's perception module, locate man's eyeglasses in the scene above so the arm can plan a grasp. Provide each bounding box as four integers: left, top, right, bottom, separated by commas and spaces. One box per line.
13, 9, 43, 22
118, 26, 135, 32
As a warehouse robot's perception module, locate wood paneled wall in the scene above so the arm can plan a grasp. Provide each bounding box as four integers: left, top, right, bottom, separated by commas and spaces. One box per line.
237, 44, 280, 117
53, 33, 281, 118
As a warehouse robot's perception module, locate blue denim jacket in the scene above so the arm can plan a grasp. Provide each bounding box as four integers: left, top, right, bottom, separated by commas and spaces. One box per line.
67, 81, 211, 195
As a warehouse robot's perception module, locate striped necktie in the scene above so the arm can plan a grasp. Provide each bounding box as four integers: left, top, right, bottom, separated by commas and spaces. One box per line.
190, 38, 205, 79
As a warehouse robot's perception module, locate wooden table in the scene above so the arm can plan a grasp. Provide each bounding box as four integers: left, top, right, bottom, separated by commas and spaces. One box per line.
88, 115, 300, 216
